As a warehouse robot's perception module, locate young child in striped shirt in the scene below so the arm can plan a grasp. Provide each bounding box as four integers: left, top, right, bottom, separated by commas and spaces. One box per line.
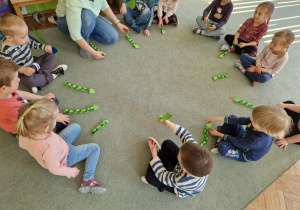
234, 30, 295, 87
0, 14, 67, 93
141, 118, 213, 198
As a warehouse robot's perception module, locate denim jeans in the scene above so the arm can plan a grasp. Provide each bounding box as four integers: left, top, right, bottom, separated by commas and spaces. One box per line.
218, 116, 247, 162
196, 16, 226, 37
59, 123, 100, 180
124, 5, 150, 27
57, 9, 118, 44
240, 54, 272, 83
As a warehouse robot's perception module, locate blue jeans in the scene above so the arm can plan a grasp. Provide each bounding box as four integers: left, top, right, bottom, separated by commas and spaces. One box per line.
124, 5, 150, 27
218, 115, 247, 162
57, 9, 118, 44
196, 16, 226, 37
240, 54, 272, 83
59, 123, 100, 180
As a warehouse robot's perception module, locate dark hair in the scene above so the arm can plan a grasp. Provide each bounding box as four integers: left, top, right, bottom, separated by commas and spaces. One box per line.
180, 142, 214, 177
0, 59, 19, 87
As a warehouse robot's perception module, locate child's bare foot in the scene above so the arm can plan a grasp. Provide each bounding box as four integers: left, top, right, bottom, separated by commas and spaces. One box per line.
252, 81, 259, 87
152, 19, 158, 24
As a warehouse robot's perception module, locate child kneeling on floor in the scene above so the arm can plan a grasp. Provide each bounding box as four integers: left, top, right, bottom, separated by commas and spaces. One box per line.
0, 14, 67, 93
141, 118, 213, 198
234, 30, 294, 87
16, 99, 106, 195
207, 105, 291, 162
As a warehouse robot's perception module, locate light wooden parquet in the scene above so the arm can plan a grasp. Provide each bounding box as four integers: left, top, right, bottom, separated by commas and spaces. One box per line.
245, 160, 300, 210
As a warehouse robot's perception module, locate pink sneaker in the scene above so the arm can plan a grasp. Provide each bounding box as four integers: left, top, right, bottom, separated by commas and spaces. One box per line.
79, 179, 106, 194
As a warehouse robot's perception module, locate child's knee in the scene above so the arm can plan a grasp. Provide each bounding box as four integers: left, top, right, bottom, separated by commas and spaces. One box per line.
141, 7, 150, 17
218, 141, 231, 156
219, 27, 226, 35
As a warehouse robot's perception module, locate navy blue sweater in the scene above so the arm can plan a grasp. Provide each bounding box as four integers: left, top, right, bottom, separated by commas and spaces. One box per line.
223, 115, 273, 161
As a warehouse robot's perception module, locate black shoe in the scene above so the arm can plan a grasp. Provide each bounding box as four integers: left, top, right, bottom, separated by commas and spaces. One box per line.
211, 142, 219, 154
216, 36, 221, 40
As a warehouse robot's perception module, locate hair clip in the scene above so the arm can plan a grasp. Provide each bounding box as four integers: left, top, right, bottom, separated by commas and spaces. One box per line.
20, 117, 24, 119
39, 107, 46, 113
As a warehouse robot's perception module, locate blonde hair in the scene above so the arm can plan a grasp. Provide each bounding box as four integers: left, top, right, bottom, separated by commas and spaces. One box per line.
256, 2, 275, 24
273, 30, 295, 58
0, 59, 19, 87
252, 105, 292, 139
15, 99, 58, 138
0, 14, 27, 36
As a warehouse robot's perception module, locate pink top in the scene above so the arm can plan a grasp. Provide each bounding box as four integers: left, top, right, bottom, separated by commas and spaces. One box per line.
256, 45, 289, 76
0, 92, 27, 134
237, 17, 268, 57
19, 132, 76, 177
157, 0, 179, 18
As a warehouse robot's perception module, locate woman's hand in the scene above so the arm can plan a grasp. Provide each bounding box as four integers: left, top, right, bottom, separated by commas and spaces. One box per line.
92, 51, 107, 60
117, 23, 129, 34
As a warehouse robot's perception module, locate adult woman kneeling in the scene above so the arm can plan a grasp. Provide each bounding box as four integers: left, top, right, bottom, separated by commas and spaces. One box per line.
56, 0, 129, 59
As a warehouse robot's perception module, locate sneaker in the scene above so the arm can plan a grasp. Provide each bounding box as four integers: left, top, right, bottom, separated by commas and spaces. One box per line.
31, 87, 38, 94
148, 137, 161, 152
79, 47, 91, 59
220, 44, 230, 51
79, 179, 106, 194
132, 24, 141, 33
217, 126, 222, 132
48, 15, 57, 25
33, 13, 47, 25
216, 36, 221, 40
252, 81, 259, 87
141, 176, 149, 184
192, 27, 202, 34
52, 64, 67, 78
234, 61, 246, 73
211, 142, 219, 154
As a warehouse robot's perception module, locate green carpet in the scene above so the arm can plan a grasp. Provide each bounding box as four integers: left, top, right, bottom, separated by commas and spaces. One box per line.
1, 0, 300, 209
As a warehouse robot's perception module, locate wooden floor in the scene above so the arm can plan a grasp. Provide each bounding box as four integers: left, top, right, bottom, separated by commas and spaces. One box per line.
245, 160, 300, 210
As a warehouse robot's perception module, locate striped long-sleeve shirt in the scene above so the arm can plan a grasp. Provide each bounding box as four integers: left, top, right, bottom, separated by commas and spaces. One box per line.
150, 124, 209, 198
0, 39, 45, 68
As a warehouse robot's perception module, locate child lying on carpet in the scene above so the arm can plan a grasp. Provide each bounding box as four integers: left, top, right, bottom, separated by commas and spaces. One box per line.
207, 105, 291, 162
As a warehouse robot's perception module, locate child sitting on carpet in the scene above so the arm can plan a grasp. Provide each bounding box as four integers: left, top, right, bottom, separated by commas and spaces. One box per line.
16, 98, 106, 195
192, 0, 233, 40
152, 0, 181, 28
222, 2, 274, 56
0, 60, 69, 137
207, 105, 291, 162
141, 118, 213, 198
276, 101, 300, 149
0, 14, 67, 93
234, 30, 294, 87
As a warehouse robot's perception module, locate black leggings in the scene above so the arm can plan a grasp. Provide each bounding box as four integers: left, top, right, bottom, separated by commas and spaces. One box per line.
225, 34, 256, 55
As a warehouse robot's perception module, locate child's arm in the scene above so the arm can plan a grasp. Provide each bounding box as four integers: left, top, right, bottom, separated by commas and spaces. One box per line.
18, 67, 35, 76
203, 0, 217, 21
277, 103, 300, 113
16, 90, 55, 101
29, 40, 46, 51
144, 7, 155, 37
206, 117, 225, 124
276, 134, 300, 149
212, 3, 233, 29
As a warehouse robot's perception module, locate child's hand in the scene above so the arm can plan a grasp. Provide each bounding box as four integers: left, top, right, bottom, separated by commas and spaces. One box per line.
144, 30, 151, 37
117, 23, 129, 34
255, 66, 263, 74
92, 51, 107, 60
19, 67, 35, 76
207, 25, 216, 31
247, 65, 256, 72
67, 167, 80, 178
203, 17, 209, 24
156, 118, 170, 127
206, 118, 217, 124
45, 45, 53, 53
43, 93, 55, 100
209, 128, 220, 137
120, 3, 127, 15
56, 113, 70, 125
163, 15, 169, 24
158, 19, 163, 29
237, 42, 247, 48
148, 139, 158, 158
276, 138, 288, 149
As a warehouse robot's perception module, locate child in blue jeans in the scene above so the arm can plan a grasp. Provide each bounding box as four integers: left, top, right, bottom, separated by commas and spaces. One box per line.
207, 105, 291, 162
120, 0, 155, 37
15, 99, 105, 194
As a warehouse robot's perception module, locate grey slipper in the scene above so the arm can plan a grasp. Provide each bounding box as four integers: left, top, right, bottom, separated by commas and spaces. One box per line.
79, 47, 90, 59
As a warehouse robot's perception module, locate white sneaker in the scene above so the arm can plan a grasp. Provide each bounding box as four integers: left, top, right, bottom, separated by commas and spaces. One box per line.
31, 87, 38, 94
52, 64, 68, 79
141, 176, 148, 184
220, 44, 230, 51
148, 137, 161, 151
48, 15, 57, 25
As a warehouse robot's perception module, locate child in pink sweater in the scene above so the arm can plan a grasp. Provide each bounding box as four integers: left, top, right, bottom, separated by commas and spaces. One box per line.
16, 98, 106, 195
234, 30, 294, 87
